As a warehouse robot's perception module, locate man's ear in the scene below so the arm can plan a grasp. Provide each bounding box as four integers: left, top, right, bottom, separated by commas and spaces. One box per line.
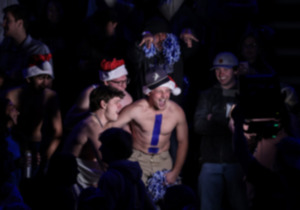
100, 100, 107, 109
16, 19, 24, 28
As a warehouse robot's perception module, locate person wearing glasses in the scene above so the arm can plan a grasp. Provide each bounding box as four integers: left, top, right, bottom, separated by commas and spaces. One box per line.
64, 58, 133, 134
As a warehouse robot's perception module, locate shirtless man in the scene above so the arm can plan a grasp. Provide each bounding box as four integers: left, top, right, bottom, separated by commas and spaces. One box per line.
62, 85, 124, 192
109, 69, 188, 184
5, 53, 62, 177
64, 58, 132, 132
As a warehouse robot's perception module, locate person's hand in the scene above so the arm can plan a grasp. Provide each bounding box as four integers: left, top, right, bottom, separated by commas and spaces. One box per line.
139, 31, 154, 49
180, 28, 199, 48
165, 170, 180, 185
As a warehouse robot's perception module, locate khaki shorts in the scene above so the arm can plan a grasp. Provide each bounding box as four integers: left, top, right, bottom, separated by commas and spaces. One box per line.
129, 149, 173, 184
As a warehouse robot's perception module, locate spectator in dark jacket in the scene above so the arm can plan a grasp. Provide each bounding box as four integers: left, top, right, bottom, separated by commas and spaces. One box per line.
98, 127, 156, 210
194, 51, 248, 210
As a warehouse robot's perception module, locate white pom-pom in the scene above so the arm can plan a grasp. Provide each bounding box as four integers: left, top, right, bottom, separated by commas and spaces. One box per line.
172, 87, 181, 96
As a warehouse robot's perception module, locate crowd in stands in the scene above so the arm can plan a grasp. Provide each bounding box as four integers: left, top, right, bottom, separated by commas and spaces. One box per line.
1, 1, 300, 210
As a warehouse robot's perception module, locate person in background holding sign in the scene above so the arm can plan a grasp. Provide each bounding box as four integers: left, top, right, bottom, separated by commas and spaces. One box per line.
107, 68, 188, 185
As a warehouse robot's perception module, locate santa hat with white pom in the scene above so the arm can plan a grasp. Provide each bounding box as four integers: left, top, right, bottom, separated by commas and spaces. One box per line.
143, 68, 181, 96
99, 58, 128, 81
23, 54, 54, 78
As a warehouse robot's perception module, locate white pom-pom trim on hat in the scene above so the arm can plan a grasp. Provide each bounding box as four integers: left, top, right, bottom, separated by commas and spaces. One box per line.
23, 61, 54, 78
99, 64, 128, 81
143, 80, 181, 96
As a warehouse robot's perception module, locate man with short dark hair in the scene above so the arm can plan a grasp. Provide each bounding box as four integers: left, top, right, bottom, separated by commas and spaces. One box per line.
0, 4, 51, 87
62, 85, 125, 193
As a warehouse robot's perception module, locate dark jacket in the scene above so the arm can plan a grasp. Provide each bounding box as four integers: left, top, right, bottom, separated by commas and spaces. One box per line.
98, 160, 156, 210
194, 84, 239, 163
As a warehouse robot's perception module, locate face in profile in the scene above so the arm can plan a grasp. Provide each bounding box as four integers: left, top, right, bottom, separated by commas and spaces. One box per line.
149, 86, 171, 110
104, 96, 123, 121
3, 12, 19, 37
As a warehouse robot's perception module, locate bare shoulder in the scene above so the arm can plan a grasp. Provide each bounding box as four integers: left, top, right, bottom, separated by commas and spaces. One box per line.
6, 86, 22, 97
168, 100, 185, 114
124, 90, 133, 101
5, 86, 23, 104
123, 98, 147, 111
167, 100, 186, 121
44, 88, 58, 98
66, 116, 97, 147
77, 115, 100, 134
122, 90, 133, 106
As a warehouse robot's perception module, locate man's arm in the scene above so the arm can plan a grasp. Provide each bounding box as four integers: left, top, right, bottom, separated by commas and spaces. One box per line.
46, 95, 63, 159
64, 85, 95, 122
65, 125, 87, 157
106, 101, 138, 129
86, 122, 105, 169
166, 108, 188, 184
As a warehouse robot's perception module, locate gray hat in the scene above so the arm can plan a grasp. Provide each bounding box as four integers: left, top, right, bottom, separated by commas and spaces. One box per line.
210, 52, 238, 71
143, 69, 181, 96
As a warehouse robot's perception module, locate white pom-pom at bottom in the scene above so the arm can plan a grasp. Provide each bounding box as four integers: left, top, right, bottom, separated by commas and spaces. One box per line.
172, 87, 181, 96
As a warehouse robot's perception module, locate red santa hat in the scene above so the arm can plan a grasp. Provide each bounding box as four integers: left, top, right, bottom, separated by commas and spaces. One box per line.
99, 58, 128, 81
143, 69, 181, 96
23, 54, 54, 78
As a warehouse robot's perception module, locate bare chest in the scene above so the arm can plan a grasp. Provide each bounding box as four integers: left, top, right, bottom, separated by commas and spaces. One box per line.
134, 112, 176, 135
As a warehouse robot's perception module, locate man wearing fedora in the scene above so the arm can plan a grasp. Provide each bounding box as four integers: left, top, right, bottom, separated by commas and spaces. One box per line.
107, 68, 188, 185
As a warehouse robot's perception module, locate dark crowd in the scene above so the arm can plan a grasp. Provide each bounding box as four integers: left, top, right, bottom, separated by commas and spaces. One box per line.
1, 0, 300, 210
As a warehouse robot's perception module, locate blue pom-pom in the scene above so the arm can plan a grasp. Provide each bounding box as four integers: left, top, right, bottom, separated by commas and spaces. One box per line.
143, 43, 157, 58
142, 33, 181, 66
146, 169, 181, 203
162, 33, 181, 65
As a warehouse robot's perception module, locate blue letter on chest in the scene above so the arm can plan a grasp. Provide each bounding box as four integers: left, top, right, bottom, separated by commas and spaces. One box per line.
148, 114, 162, 154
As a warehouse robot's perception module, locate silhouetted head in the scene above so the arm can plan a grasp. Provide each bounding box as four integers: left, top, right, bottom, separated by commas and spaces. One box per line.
99, 128, 132, 164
